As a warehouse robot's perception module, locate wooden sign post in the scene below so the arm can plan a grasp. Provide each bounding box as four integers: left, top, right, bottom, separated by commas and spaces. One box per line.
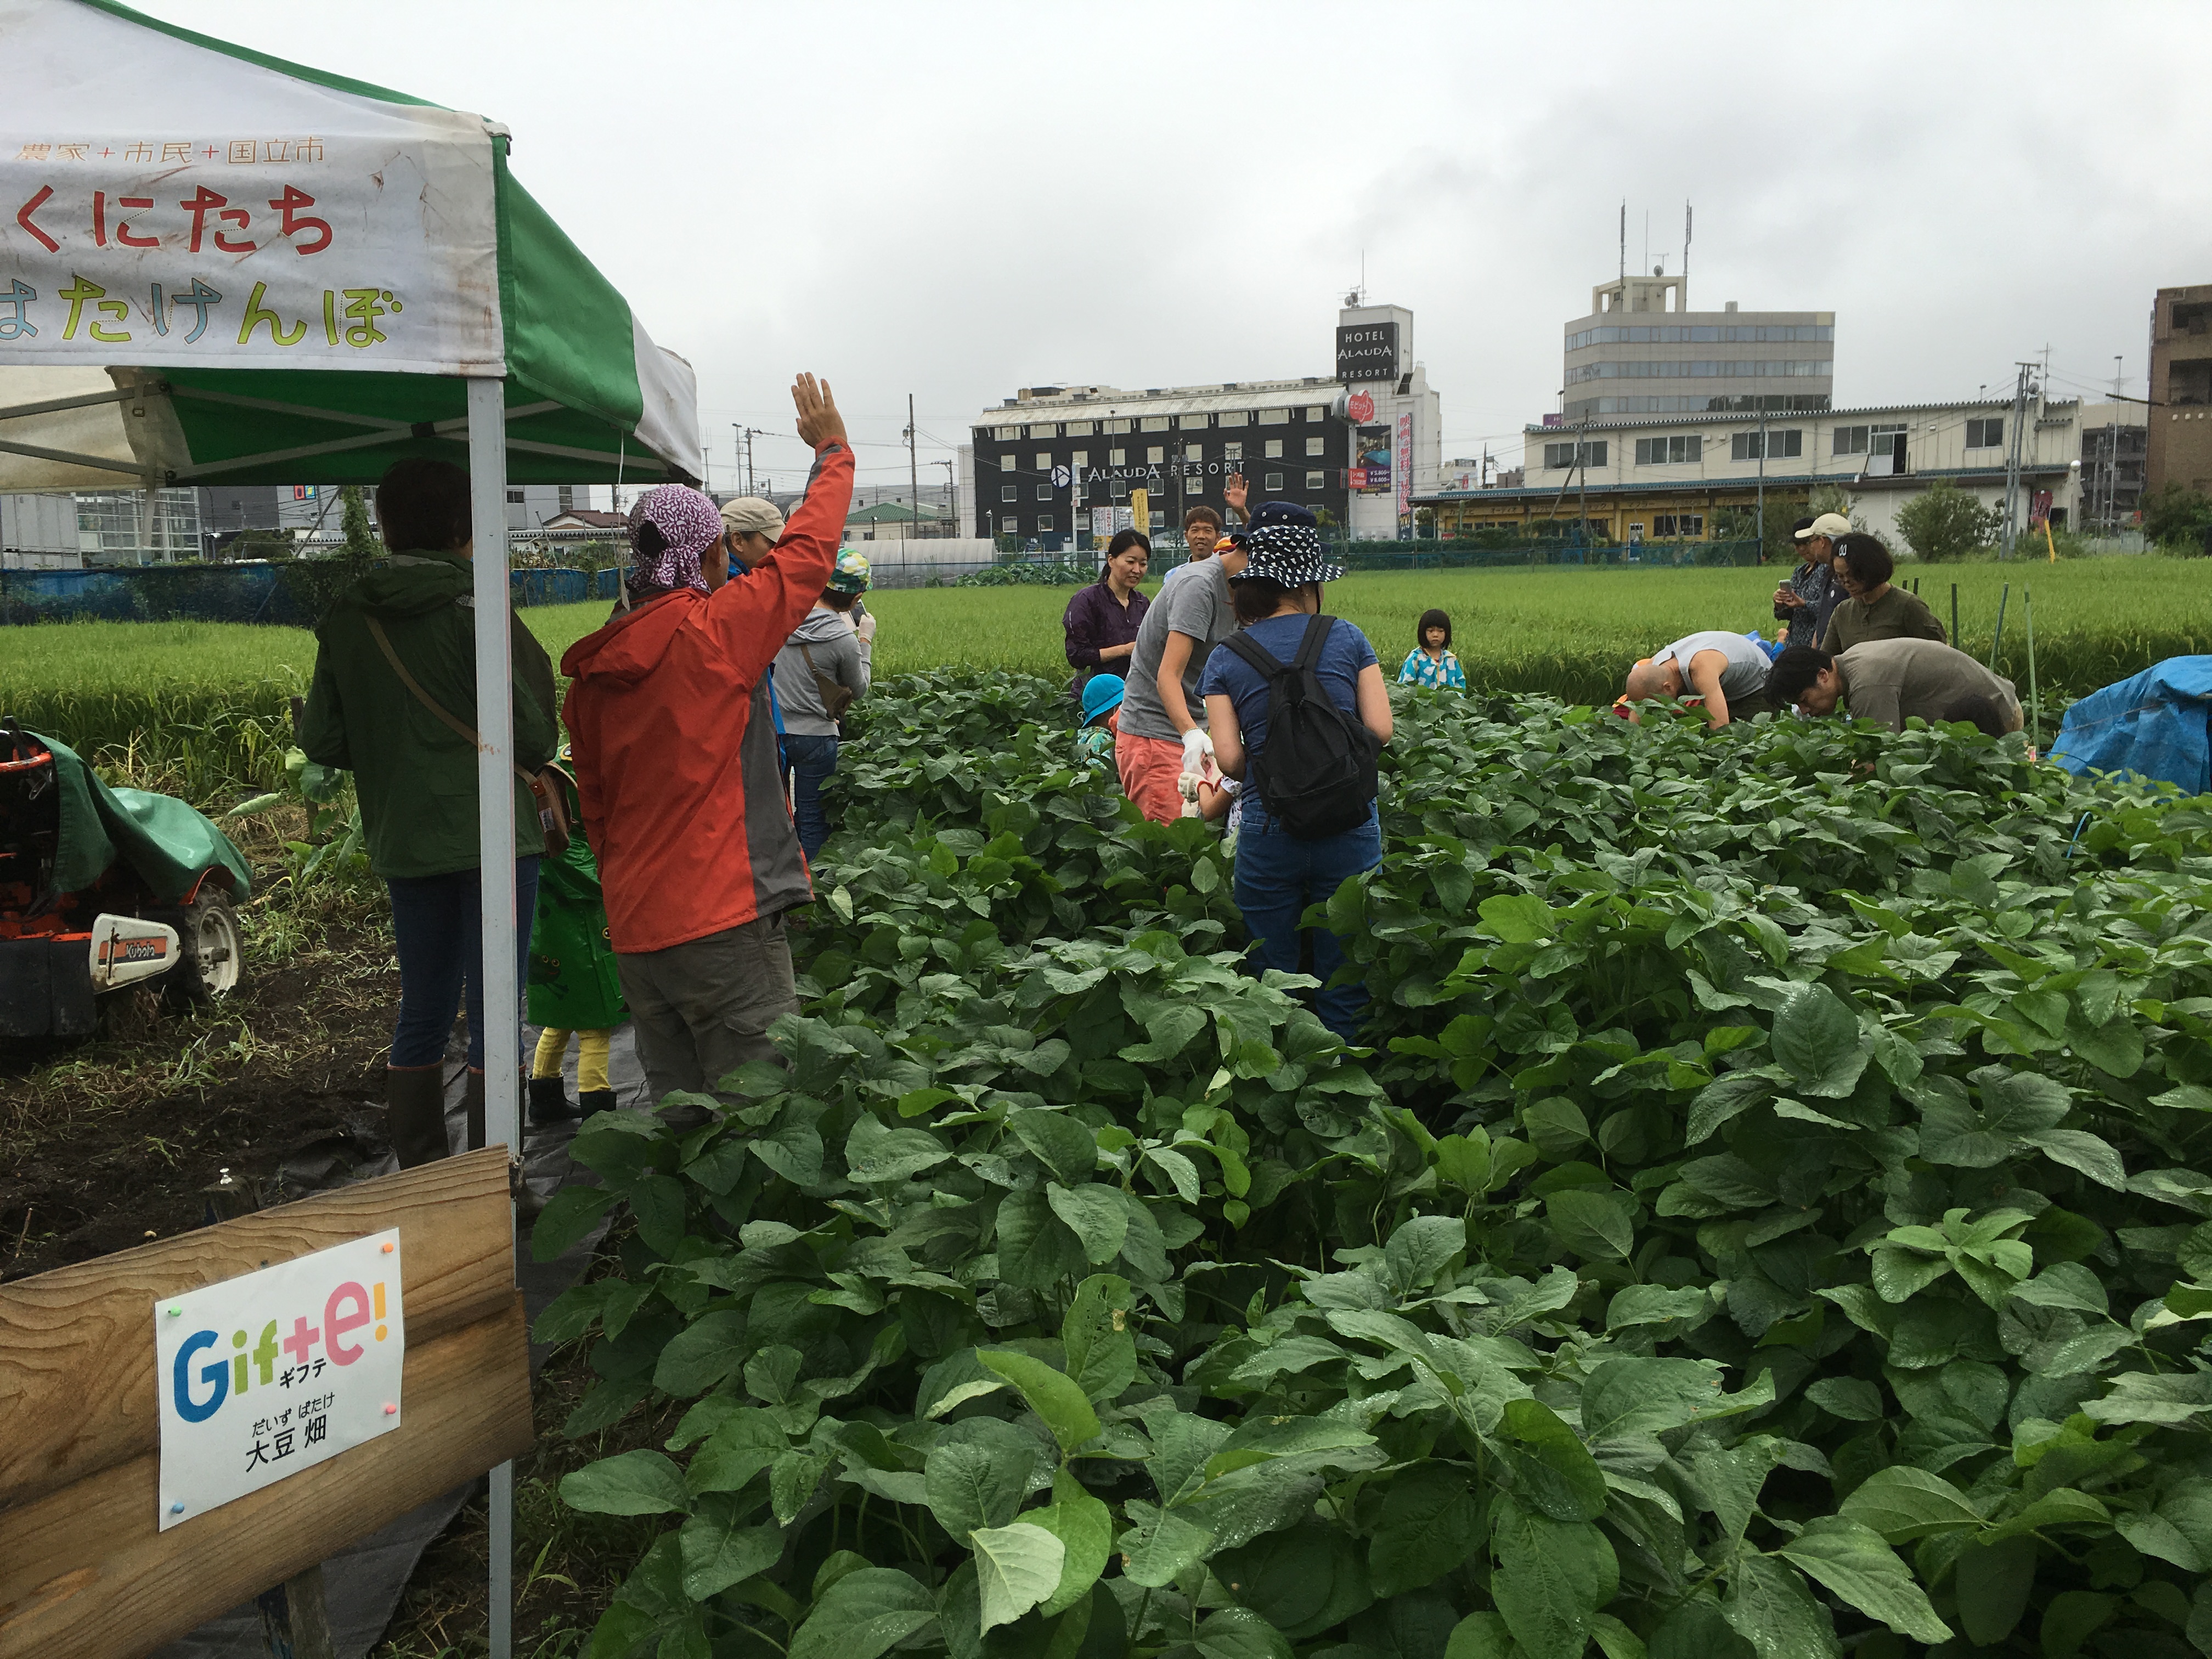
0, 1147, 532, 1659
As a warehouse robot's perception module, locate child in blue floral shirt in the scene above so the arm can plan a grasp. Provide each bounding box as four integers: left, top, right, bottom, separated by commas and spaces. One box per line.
1398, 609, 1466, 690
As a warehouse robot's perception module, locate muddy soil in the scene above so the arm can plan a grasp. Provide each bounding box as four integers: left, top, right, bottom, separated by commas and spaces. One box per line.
0, 923, 401, 1283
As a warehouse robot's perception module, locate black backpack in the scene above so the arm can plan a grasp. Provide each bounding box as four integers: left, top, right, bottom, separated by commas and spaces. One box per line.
1222, 614, 1380, 840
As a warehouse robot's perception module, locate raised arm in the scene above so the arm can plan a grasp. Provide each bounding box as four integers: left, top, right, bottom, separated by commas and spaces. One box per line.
703, 374, 853, 684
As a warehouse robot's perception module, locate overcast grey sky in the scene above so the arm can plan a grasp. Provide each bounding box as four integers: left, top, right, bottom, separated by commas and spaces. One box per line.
153, 1, 2212, 490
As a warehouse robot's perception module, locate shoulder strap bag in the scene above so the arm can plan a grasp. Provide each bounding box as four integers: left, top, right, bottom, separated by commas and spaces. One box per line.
798, 642, 858, 722
363, 614, 572, 856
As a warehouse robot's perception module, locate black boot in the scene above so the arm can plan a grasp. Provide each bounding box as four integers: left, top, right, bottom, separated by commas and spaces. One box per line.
386, 1066, 449, 1169
575, 1087, 617, 1120
531, 1074, 583, 1126
463, 1068, 486, 1152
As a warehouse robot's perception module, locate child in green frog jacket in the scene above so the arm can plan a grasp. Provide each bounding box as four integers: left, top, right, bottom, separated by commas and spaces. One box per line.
526, 751, 626, 1124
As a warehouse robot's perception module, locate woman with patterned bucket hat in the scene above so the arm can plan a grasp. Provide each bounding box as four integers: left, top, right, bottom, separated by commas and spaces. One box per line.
1197, 503, 1393, 1042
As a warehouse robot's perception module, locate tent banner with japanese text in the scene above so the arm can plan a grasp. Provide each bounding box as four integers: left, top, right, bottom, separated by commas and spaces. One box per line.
1, 0, 501, 376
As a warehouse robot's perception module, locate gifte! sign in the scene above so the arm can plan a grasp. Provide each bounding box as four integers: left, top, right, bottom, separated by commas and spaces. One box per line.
154, 1229, 406, 1528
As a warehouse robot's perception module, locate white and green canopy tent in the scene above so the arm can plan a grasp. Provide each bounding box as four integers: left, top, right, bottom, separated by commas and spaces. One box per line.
1, 5, 699, 1647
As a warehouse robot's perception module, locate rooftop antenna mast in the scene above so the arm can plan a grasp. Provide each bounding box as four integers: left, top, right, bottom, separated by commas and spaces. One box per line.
1618, 200, 1626, 283
1682, 201, 1691, 300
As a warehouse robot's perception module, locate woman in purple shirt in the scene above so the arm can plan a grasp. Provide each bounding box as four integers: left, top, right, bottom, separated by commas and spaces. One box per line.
1062, 531, 1151, 697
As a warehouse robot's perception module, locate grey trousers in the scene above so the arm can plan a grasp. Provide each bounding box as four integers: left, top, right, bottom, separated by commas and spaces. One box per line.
616, 913, 799, 1108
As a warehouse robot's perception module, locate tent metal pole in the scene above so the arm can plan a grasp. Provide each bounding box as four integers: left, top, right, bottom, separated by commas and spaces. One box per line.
466, 374, 519, 1659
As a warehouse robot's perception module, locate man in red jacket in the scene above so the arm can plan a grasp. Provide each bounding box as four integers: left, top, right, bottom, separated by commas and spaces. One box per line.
562, 374, 853, 1108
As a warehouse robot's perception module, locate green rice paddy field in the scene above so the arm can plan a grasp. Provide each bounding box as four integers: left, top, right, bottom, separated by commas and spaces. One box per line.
5, 557, 2208, 803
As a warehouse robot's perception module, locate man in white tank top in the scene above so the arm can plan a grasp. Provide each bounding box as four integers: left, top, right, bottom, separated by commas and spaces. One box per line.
1621, 630, 1775, 728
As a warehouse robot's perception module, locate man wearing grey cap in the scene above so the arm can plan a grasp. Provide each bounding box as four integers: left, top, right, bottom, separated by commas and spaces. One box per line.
719, 496, 786, 573
1774, 511, 1848, 648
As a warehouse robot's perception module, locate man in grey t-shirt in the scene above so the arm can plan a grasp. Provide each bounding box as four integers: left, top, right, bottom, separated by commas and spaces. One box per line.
1115, 542, 1249, 822
1621, 630, 1775, 728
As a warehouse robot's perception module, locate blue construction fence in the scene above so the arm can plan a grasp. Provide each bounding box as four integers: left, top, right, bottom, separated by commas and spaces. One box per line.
0, 563, 621, 626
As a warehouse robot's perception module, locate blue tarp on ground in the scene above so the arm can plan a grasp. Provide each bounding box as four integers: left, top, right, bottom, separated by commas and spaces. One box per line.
2050, 656, 2212, 795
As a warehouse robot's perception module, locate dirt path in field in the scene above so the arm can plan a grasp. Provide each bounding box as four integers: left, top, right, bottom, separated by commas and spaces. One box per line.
0, 922, 400, 1283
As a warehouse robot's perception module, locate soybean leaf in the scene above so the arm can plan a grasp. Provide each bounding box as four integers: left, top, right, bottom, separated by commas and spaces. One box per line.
750, 1120, 826, 1187
1062, 1273, 1138, 1404
1029, 1472, 1114, 1617
1192, 1607, 1293, 1659
1119, 1500, 1215, 1587
561, 1449, 688, 1516
1545, 1188, 1637, 1262
1771, 984, 1868, 1099
1776, 1517, 1950, 1643
847, 1113, 951, 1183
1443, 1613, 1519, 1659
530, 1187, 616, 1262
1720, 1553, 1839, 1659
969, 1521, 1065, 1634
788, 1567, 936, 1659
1047, 1182, 1130, 1265
1499, 1398, 1608, 1522
677, 1498, 782, 1601
981, 1347, 1101, 1453
1491, 1497, 1617, 1659
924, 1425, 1034, 1538
1953, 1535, 2037, 1646
1369, 1462, 1482, 1596
1385, 1214, 1468, 1292
1009, 1110, 1098, 1186
1803, 1378, 1884, 1421
1837, 1466, 1982, 1543
2023, 1128, 2128, 1191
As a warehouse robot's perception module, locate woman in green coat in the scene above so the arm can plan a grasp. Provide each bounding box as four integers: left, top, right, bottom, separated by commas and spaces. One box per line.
526, 758, 627, 1122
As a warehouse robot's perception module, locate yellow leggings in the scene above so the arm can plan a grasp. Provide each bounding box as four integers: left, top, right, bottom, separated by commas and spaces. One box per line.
531, 1026, 613, 1093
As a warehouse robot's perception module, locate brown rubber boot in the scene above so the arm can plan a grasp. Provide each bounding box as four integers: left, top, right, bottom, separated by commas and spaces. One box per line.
386, 1065, 449, 1168
463, 1068, 487, 1153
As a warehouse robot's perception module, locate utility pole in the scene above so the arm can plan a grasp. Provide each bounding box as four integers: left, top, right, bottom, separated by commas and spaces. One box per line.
1577, 416, 1590, 551
732, 422, 744, 495
2001, 362, 2034, 560
935, 458, 958, 541
905, 393, 921, 544
1756, 406, 1768, 557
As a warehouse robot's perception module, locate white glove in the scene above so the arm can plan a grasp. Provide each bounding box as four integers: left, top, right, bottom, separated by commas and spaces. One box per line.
854, 610, 877, 644
1180, 729, 1215, 771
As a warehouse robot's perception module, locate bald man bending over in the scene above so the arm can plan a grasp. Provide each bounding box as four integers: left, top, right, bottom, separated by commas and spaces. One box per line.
1622, 629, 1777, 729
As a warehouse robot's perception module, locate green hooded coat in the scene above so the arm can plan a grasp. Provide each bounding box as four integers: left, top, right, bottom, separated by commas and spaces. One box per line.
526, 765, 626, 1030
301, 549, 560, 881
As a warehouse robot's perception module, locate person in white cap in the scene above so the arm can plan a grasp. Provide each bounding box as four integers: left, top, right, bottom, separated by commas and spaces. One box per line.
718, 495, 786, 574
1774, 512, 1849, 648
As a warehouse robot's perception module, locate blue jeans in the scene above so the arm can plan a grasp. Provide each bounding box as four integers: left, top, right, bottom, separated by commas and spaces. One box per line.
1232, 803, 1381, 1042
783, 733, 840, 860
386, 858, 540, 1069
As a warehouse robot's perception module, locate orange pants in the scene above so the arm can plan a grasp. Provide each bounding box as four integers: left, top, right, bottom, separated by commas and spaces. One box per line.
1115, 729, 1189, 825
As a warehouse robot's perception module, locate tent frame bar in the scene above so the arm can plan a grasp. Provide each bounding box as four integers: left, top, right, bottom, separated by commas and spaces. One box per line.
0, 385, 142, 422
0, 435, 149, 477
465, 375, 521, 1659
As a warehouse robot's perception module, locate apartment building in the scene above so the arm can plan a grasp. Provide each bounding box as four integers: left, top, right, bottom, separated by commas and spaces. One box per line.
1423, 396, 2085, 550
1560, 270, 1833, 423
